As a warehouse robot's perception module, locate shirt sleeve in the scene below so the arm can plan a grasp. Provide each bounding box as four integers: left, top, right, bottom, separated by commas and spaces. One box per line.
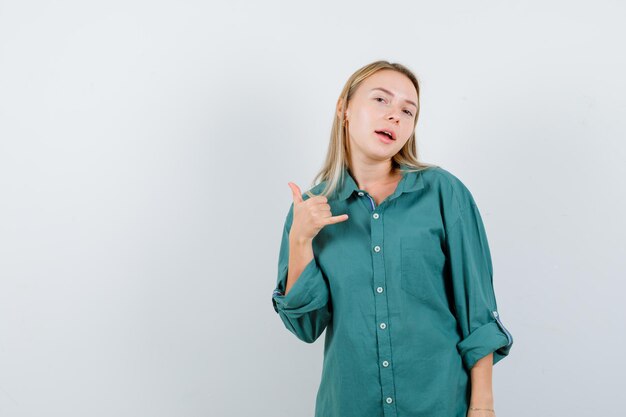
445, 194, 514, 371
271, 202, 332, 344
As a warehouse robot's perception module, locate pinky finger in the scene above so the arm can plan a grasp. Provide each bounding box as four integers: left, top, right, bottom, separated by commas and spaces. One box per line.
326, 214, 349, 224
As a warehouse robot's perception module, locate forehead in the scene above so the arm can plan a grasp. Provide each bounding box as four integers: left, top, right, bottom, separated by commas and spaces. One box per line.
358, 70, 417, 101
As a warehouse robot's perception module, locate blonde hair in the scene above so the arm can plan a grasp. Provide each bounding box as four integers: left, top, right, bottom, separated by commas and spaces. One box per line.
305, 60, 438, 199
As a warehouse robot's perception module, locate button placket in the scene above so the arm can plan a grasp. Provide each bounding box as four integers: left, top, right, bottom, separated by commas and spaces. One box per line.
369, 203, 397, 415
365, 193, 376, 211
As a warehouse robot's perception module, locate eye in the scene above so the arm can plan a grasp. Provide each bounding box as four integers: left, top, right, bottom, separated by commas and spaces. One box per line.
404, 109, 413, 116
374, 97, 386, 103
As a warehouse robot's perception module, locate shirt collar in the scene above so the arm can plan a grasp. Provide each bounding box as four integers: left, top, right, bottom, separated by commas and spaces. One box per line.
336, 163, 425, 201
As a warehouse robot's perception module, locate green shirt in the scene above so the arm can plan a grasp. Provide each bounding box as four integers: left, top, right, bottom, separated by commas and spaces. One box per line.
271, 163, 513, 417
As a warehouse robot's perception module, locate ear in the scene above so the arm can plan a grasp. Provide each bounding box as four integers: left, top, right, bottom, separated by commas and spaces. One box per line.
336, 98, 346, 120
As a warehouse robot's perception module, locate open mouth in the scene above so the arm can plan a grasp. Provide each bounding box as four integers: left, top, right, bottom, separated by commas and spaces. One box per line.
375, 130, 395, 141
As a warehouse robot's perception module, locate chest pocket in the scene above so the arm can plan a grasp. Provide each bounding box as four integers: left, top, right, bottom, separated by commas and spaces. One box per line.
400, 233, 446, 301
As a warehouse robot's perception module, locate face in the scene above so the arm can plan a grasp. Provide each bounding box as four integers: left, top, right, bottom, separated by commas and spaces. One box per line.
339, 69, 418, 164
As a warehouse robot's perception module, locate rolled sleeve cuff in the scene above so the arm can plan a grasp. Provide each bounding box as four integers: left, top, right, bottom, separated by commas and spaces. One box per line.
456, 320, 512, 371
272, 257, 327, 314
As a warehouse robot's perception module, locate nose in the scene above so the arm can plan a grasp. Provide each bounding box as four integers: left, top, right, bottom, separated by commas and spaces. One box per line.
387, 112, 400, 123
386, 105, 402, 123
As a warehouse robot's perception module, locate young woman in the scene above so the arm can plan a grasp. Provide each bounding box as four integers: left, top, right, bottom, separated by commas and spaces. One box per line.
271, 60, 514, 417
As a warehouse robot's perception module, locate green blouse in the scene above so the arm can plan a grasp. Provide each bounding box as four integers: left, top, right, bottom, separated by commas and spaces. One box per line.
272, 163, 513, 417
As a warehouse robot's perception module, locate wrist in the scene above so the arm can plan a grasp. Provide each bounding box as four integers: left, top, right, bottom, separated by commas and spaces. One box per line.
469, 399, 494, 409
470, 391, 493, 405
290, 235, 313, 245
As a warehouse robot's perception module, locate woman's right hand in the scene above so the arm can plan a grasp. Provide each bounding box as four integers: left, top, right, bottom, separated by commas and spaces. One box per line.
287, 182, 349, 242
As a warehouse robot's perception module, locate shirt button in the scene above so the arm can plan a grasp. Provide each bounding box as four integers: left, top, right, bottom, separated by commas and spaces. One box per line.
376, 286, 383, 293
373, 245, 381, 252
372, 213, 379, 219
386, 397, 393, 404
357, 191, 364, 196
380, 322, 386, 329
382, 360, 389, 367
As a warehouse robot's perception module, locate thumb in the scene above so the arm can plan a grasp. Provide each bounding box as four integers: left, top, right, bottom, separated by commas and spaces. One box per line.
288, 182, 303, 204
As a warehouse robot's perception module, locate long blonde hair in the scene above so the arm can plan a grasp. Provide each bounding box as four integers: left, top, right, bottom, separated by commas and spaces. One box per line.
305, 60, 437, 199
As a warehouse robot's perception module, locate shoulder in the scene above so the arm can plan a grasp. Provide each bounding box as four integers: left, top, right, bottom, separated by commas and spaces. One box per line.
418, 165, 479, 223
425, 166, 474, 202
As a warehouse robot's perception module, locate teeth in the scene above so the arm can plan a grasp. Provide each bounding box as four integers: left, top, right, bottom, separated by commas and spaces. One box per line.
376, 130, 393, 139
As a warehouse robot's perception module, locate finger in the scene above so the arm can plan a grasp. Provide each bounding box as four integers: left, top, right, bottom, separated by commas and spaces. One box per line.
314, 208, 333, 219
314, 203, 331, 212
324, 214, 349, 224
308, 195, 328, 204
288, 182, 303, 204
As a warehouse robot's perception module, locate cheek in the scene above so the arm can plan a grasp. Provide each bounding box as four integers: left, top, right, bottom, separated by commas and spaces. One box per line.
353, 108, 371, 125
396, 130, 413, 145
402, 122, 415, 136
351, 110, 374, 134
357, 103, 382, 119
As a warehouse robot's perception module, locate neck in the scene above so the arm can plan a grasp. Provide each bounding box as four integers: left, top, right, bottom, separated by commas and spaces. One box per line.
347, 159, 400, 190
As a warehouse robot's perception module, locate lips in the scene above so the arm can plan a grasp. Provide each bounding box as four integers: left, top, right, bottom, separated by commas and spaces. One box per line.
375, 130, 395, 141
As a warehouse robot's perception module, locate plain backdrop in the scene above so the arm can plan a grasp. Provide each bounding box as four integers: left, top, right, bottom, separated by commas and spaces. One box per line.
1, 1, 625, 416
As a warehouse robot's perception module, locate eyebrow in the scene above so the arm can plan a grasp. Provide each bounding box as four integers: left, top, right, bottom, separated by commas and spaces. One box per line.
370, 87, 418, 109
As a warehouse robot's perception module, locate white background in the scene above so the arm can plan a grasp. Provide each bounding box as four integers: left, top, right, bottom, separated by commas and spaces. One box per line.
1, 1, 625, 416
